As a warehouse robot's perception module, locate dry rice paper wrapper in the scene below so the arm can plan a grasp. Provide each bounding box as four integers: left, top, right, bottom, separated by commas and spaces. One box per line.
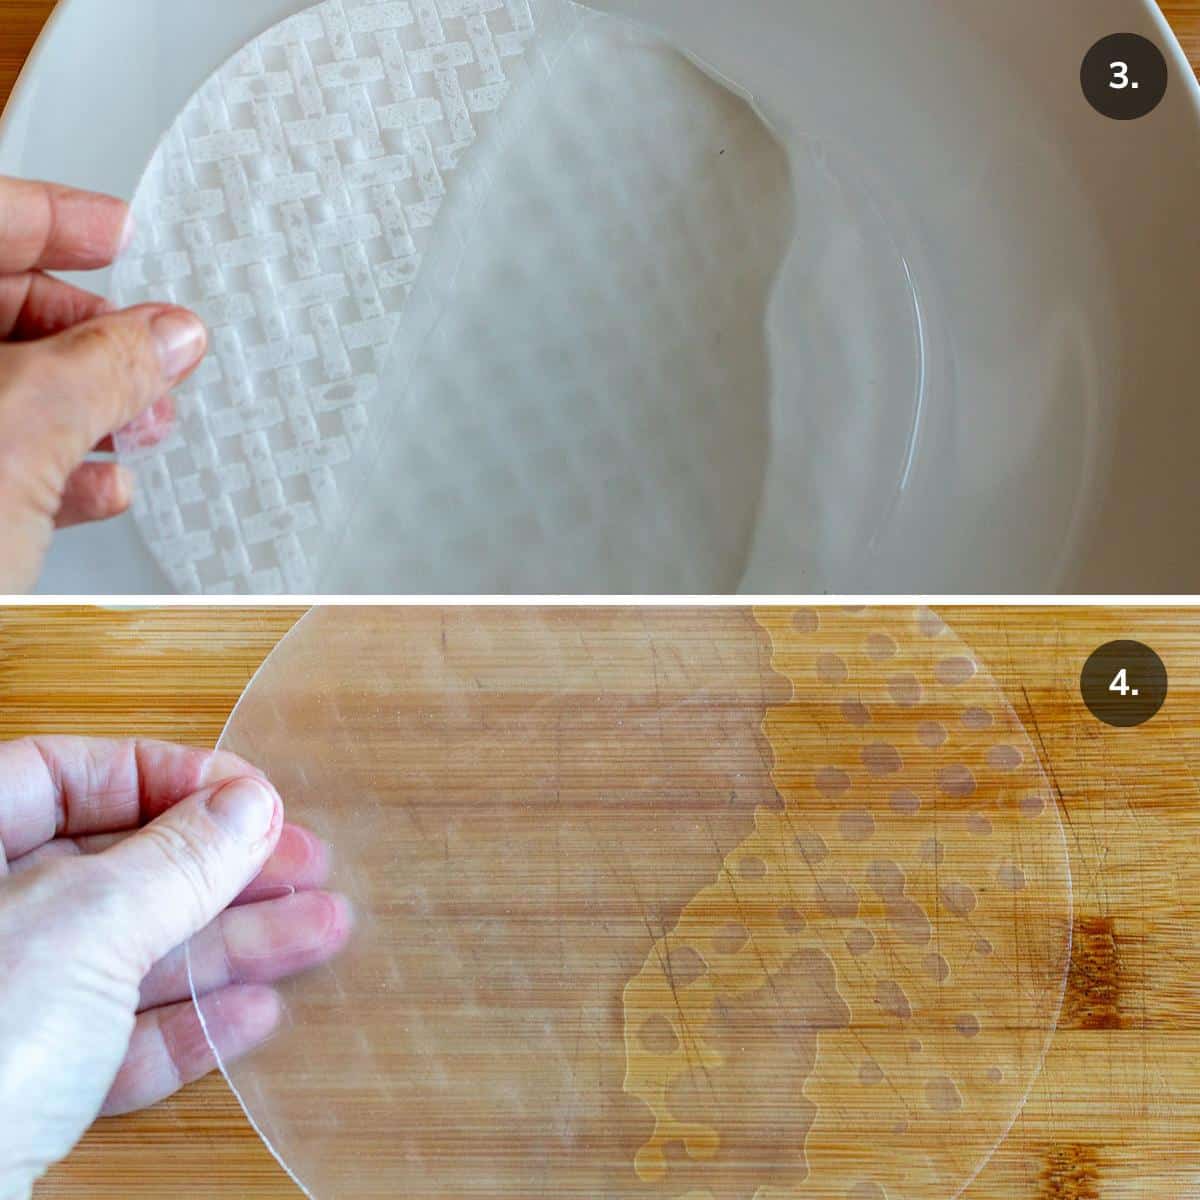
197, 607, 1072, 1199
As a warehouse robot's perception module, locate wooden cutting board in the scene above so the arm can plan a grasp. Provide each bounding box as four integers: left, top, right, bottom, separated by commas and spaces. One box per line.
1172, 0, 1200, 67
1, 1, 1199, 113
1, 605, 1197, 1199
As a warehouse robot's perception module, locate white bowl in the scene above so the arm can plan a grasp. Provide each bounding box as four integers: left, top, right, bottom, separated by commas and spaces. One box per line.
2, 0, 1198, 594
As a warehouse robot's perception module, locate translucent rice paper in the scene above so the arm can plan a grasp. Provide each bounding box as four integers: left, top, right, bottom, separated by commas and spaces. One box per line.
113, 0, 924, 594
199, 607, 1072, 1199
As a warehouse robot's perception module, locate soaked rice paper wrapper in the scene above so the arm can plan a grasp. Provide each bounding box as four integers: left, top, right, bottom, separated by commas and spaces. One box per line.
114, 0, 923, 594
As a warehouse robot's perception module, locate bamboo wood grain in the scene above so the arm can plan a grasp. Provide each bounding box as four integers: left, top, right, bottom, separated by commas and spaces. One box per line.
0, 606, 1197, 1199
1169, 0, 1200, 68
0, 0, 53, 112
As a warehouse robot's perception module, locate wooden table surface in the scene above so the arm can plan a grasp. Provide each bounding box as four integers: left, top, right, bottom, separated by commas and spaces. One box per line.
0, 605, 1198, 1199
1, 0, 1199, 114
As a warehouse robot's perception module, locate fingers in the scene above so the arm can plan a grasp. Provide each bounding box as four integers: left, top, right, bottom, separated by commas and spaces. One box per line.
8, 820, 328, 894
57, 395, 177, 525
3, 828, 125, 876
234, 822, 330, 906
0, 271, 112, 341
13, 304, 206, 469
91, 776, 283, 976
108, 392, 175, 453
139, 890, 353, 1011
0, 736, 269, 860
101, 985, 281, 1118
92, 394, 177, 456
0, 272, 176, 461
0, 176, 130, 274
55, 460, 132, 528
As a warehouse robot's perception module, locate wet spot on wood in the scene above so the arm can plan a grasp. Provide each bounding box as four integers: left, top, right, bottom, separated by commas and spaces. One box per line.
922, 952, 950, 982
817, 876, 861, 919
817, 653, 848, 684
640, 1014, 679, 1054
935, 655, 977, 686
738, 855, 767, 880
778, 905, 806, 930
859, 1059, 884, 1085
955, 1013, 981, 1038
712, 922, 750, 956
887, 673, 921, 707
839, 807, 876, 842
792, 608, 819, 633
925, 1074, 962, 1112
866, 633, 897, 660
918, 719, 948, 748
876, 979, 912, 1021
862, 742, 903, 776
795, 832, 830, 865
938, 763, 976, 798
815, 767, 851, 798
846, 926, 875, 957
940, 881, 978, 917
663, 943, 706, 989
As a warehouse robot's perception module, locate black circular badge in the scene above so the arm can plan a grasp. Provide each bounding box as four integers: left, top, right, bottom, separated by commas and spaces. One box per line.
1082, 33, 1169, 120
1080, 640, 1168, 728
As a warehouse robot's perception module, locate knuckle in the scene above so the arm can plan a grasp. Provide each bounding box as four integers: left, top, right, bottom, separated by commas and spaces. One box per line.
137, 821, 223, 924
61, 320, 139, 384
57, 316, 156, 417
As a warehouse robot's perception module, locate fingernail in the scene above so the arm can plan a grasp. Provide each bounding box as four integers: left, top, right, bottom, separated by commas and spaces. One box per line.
111, 464, 133, 511
250, 884, 297, 902
207, 778, 279, 844
153, 310, 207, 383
118, 209, 136, 257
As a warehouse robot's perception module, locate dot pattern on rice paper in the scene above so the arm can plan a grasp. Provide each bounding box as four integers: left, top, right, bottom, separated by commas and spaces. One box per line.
621, 607, 1071, 1200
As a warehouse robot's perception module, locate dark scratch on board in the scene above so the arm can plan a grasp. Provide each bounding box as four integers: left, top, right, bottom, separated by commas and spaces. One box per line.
1021, 685, 1074, 834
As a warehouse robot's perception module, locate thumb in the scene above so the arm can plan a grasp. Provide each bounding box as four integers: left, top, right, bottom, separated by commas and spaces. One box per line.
26, 303, 207, 466
90, 776, 282, 976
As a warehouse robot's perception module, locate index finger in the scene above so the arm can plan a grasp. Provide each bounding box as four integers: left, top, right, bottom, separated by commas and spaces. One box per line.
0, 736, 269, 863
0, 177, 130, 274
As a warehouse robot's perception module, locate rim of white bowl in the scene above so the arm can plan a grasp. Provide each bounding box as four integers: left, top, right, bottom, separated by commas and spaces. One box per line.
2, 0, 1198, 155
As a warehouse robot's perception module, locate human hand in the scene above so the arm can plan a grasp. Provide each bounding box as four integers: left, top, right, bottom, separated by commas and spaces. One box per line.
0, 737, 352, 1200
0, 176, 209, 593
